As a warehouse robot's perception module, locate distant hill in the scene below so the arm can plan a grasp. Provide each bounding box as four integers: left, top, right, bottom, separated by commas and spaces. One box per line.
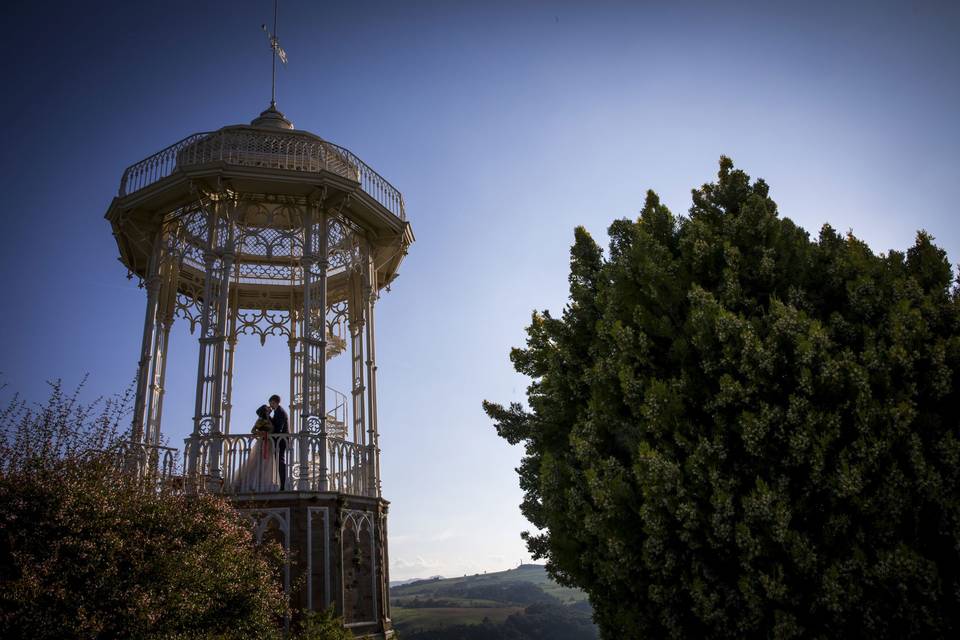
390, 575, 443, 588
390, 564, 596, 639
392, 564, 587, 604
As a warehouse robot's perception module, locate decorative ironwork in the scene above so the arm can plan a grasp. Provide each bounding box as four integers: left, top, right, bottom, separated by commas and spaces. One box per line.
327, 215, 364, 272
114, 118, 405, 505
197, 417, 215, 436
193, 432, 373, 497
174, 290, 204, 334
154, 199, 365, 294
327, 300, 349, 344
329, 441, 367, 496
325, 387, 348, 438
237, 307, 291, 345
105, 441, 181, 492
236, 204, 304, 258
328, 141, 405, 220
306, 416, 324, 435
119, 132, 211, 196
119, 129, 406, 219
236, 261, 298, 283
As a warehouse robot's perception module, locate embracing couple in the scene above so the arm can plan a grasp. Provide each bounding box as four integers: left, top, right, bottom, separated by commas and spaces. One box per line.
235, 394, 289, 493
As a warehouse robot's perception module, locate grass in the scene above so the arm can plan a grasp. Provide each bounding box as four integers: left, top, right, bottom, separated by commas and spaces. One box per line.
391, 606, 524, 631
391, 597, 506, 608
388, 564, 592, 632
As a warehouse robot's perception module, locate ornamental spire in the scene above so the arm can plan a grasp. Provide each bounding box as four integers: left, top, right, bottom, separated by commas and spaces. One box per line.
261, 0, 288, 109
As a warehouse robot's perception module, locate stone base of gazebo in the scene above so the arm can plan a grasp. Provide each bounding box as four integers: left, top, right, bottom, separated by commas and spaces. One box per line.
232, 492, 393, 637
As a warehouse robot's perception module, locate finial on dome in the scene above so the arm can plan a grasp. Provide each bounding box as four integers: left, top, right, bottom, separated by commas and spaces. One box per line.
258, 0, 290, 127
251, 103, 294, 129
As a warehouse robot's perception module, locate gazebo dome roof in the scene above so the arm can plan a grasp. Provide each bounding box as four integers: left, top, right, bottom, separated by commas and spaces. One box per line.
250, 103, 294, 130
115, 107, 406, 222
106, 104, 414, 312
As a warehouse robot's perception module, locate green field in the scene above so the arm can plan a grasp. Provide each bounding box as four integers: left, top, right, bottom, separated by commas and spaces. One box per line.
389, 564, 594, 635
391, 606, 524, 631
392, 597, 505, 608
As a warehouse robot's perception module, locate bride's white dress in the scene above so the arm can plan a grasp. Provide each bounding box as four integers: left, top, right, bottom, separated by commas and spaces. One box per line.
235, 432, 279, 492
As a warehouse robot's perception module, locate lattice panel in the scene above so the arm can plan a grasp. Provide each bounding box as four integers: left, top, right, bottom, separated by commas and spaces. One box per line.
237, 262, 299, 283
174, 287, 204, 334
327, 301, 349, 344
236, 308, 291, 345
327, 217, 361, 271
237, 225, 302, 260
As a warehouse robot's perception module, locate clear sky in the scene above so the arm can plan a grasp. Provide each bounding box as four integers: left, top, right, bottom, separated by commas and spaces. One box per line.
1, 0, 959, 581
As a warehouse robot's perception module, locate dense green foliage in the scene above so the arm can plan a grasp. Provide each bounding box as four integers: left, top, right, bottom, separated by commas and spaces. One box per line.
485, 158, 960, 638
292, 608, 354, 640
0, 382, 288, 639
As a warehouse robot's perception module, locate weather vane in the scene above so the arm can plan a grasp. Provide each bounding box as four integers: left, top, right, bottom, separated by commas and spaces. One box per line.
261, 0, 288, 108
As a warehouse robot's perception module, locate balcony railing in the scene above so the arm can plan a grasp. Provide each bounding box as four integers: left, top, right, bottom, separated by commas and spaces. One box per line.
108, 440, 180, 487
187, 431, 373, 497
118, 129, 406, 220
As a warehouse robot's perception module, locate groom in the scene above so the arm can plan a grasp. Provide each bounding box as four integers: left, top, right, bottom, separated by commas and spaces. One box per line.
269, 394, 289, 490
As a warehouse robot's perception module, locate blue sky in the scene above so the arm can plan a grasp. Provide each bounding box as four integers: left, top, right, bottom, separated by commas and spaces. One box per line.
1, 0, 959, 580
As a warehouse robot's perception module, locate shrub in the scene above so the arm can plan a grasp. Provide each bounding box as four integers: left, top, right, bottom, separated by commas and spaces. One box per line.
0, 380, 287, 639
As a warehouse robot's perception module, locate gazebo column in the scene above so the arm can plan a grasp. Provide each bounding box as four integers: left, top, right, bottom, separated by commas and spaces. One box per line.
289, 302, 301, 423
187, 198, 235, 486
363, 246, 381, 498
131, 231, 163, 446
350, 323, 366, 449
222, 332, 238, 435
348, 263, 368, 496
144, 248, 179, 448
299, 205, 328, 491
288, 341, 299, 425
349, 270, 367, 452
222, 279, 240, 435
147, 319, 173, 447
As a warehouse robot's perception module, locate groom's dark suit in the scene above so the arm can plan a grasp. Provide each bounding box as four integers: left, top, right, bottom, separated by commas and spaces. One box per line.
271, 405, 289, 490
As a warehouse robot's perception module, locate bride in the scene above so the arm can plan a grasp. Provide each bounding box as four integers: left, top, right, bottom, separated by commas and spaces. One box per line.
234, 405, 278, 492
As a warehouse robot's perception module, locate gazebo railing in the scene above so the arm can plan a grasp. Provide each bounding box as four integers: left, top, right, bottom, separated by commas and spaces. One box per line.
119, 129, 405, 219
325, 142, 406, 220
119, 133, 212, 196
188, 430, 373, 497
111, 440, 180, 486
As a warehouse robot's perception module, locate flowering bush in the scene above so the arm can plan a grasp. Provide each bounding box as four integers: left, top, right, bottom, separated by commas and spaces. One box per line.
0, 381, 287, 639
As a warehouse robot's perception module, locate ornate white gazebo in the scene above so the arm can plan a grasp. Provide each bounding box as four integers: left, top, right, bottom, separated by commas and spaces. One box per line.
105, 103, 412, 635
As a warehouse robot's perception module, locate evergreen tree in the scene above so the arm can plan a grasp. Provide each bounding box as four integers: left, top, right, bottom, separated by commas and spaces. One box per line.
485, 157, 960, 638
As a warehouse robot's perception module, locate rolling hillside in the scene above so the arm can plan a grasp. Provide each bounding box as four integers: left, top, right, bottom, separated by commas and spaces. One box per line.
390, 564, 596, 639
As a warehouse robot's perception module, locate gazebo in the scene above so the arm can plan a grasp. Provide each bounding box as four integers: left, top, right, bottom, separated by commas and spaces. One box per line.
105, 103, 412, 637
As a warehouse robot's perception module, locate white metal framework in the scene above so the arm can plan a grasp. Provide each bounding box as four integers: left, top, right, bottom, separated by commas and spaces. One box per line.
106, 111, 413, 498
